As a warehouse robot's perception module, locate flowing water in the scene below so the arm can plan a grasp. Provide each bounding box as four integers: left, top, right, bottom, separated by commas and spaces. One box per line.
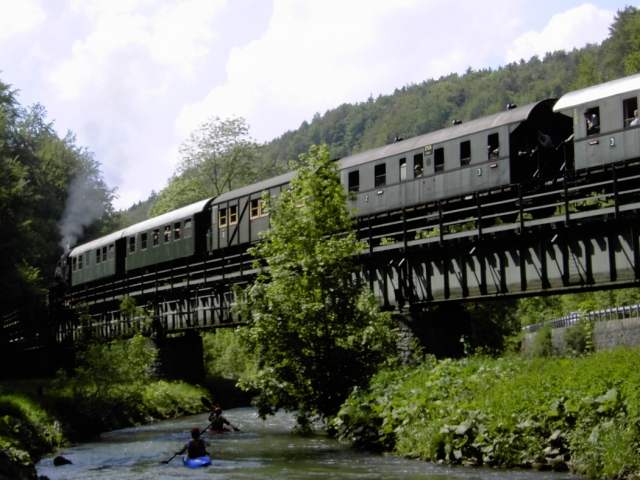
37, 407, 580, 480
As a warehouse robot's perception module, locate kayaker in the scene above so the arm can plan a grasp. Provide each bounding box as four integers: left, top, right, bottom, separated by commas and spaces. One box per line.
177, 428, 209, 459
208, 406, 240, 433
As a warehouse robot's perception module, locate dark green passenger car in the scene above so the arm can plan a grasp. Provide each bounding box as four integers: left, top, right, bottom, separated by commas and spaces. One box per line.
69, 229, 125, 287
124, 198, 213, 273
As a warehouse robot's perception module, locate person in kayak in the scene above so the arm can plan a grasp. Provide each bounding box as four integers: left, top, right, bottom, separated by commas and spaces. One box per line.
208, 405, 240, 433
177, 428, 209, 458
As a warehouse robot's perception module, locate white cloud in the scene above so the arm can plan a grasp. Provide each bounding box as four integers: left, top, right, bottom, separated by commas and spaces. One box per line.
506, 3, 614, 62
0, 0, 46, 43
50, 0, 224, 100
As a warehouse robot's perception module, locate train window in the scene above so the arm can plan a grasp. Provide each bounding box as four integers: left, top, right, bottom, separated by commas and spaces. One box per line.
72, 257, 77, 271
78, 255, 83, 270
129, 236, 136, 253
623, 97, 638, 127
460, 140, 471, 166
399, 158, 407, 181
163, 226, 171, 242
374, 163, 386, 187
102, 246, 107, 261
229, 205, 238, 225
140, 232, 148, 250
219, 208, 228, 228
174, 222, 181, 240
348, 170, 359, 192
108, 244, 114, 258
152, 229, 159, 247
250, 199, 261, 219
85, 252, 90, 267
96, 248, 101, 264
184, 219, 192, 238
434, 147, 444, 173
414, 153, 423, 177
487, 133, 499, 159
584, 107, 600, 135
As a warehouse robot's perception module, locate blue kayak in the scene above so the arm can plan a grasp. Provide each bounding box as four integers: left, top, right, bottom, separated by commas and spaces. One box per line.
183, 455, 211, 468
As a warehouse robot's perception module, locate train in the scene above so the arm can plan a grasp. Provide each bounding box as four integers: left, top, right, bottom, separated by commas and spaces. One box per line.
64, 73, 640, 289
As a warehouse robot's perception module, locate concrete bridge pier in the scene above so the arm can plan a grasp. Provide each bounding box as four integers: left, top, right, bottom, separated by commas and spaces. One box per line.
154, 330, 205, 383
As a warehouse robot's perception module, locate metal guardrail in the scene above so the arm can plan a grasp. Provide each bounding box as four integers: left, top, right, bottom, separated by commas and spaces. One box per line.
523, 303, 640, 332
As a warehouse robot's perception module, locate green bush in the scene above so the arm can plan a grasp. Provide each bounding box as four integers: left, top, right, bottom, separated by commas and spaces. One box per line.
0, 394, 63, 459
530, 324, 553, 358
49, 334, 208, 438
564, 320, 593, 356
202, 328, 257, 381
335, 349, 640, 478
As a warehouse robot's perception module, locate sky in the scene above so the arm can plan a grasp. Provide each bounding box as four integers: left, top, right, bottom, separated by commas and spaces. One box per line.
0, 0, 636, 210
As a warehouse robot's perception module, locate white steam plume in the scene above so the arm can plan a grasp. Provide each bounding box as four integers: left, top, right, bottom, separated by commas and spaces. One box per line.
58, 173, 106, 252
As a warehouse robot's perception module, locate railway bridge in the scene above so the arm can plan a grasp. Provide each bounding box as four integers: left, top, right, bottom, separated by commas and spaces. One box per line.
2, 160, 640, 377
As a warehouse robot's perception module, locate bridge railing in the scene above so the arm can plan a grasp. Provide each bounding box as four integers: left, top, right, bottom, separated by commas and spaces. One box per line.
523, 303, 640, 333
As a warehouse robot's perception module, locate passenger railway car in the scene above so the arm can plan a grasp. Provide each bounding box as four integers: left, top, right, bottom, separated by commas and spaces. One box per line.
553, 72, 640, 170
68, 198, 213, 287
122, 198, 212, 273
69, 229, 125, 286
210, 172, 294, 250
340, 99, 570, 215
63, 74, 640, 289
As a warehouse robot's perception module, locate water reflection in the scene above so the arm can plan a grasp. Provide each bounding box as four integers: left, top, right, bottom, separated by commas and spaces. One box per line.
37, 407, 580, 480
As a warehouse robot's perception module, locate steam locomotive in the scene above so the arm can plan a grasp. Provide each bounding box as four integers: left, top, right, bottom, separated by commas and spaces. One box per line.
63, 73, 640, 289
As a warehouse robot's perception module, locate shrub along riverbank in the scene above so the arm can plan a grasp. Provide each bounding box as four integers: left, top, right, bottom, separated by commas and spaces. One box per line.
0, 334, 209, 480
333, 347, 640, 479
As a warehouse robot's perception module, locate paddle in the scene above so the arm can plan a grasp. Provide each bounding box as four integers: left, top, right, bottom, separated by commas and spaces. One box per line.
161, 452, 180, 465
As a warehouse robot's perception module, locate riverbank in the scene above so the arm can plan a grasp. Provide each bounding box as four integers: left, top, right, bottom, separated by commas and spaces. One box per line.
333, 347, 640, 479
0, 334, 213, 479
0, 378, 209, 479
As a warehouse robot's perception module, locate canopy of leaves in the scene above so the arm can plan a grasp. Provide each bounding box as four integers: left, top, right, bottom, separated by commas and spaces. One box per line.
237, 144, 397, 425
150, 117, 267, 216
0, 79, 115, 313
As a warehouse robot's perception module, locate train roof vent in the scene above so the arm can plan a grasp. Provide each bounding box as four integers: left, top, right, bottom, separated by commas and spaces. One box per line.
452, 119, 462, 125
506, 103, 517, 110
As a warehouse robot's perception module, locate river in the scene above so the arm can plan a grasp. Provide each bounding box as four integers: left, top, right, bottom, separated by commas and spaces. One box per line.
37, 407, 580, 480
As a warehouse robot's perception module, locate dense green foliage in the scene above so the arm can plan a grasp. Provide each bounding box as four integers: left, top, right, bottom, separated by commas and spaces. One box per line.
334, 348, 640, 479
202, 328, 257, 381
0, 79, 115, 315
0, 393, 64, 463
237, 145, 398, 426
50, 334, 208, 436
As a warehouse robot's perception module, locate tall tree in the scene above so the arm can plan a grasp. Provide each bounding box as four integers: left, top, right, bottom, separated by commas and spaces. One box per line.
151, 117, 262, 216
0, 77, 114, 313
237, 144, 397, 427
